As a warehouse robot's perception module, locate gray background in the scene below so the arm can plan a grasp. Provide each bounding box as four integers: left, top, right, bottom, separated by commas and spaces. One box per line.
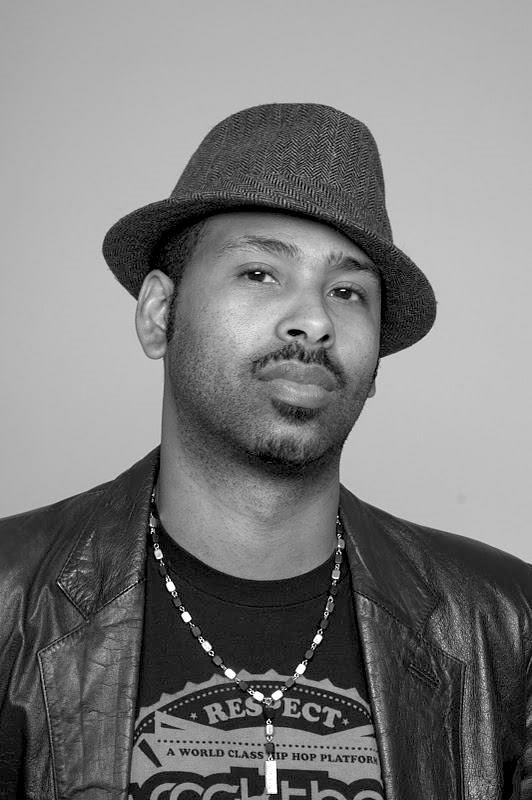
1, 0, 530, 560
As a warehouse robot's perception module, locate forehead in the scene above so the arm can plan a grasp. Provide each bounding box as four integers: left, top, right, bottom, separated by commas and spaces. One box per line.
196, 211, 376, 267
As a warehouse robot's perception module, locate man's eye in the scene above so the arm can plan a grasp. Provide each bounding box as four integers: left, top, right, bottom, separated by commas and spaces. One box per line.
244, 270, 276, 283
329, 286, 364, 301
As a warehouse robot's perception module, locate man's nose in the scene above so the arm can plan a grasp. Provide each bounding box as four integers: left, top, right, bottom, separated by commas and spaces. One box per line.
275, 292, 334, 347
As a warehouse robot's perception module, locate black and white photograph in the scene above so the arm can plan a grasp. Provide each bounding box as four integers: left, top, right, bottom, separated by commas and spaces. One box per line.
1, 2, 531, 798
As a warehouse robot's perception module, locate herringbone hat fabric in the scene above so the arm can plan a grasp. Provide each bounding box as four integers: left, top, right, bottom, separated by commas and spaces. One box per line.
103, 103, 436, 355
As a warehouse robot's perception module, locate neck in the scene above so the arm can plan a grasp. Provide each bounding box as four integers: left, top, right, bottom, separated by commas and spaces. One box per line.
157, 400, 341, 580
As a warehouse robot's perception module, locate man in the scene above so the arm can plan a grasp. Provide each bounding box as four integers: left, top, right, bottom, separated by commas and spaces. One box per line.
0, 104, 530, 800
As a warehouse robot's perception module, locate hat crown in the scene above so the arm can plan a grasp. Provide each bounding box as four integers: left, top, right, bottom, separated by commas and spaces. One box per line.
173, 103, 392, 241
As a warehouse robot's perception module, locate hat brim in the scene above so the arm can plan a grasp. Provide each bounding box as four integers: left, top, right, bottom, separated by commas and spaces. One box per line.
102, 192, 436, 357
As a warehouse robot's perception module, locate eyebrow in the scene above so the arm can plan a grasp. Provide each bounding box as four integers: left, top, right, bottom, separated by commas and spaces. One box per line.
216, 235, 300, 260
326, 250, 380, 280
217, 235, 380, 280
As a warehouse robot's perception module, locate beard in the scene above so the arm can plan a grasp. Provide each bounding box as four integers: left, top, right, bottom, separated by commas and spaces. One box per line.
165, 316, 377, 475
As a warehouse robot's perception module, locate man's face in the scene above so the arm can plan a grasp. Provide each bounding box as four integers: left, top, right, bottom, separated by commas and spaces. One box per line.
164, 211, 381, 471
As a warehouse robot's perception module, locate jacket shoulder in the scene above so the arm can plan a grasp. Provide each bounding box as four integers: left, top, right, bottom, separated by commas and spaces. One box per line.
0, 449, 158, 583
0, 480, 111, 576
355, 495, 532, 603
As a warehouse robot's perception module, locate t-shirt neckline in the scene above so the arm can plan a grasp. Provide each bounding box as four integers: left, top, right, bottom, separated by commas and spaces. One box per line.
155, 522, 349, 609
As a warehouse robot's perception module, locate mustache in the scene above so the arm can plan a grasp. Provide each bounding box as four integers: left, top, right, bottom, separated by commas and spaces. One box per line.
251, 342, 346, 388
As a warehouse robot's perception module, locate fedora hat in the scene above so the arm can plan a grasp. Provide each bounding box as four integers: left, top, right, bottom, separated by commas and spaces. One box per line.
103, 103, 436, 356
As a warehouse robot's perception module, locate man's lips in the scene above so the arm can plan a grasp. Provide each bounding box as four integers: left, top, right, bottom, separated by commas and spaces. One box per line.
256, 361, 337, 391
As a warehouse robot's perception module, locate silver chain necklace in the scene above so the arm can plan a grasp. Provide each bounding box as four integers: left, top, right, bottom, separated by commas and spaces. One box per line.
148, 491, 345, 796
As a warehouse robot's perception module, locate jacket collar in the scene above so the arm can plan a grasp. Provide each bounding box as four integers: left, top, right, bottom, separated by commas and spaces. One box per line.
56, 448, 159, 617
339, 485, 439, 631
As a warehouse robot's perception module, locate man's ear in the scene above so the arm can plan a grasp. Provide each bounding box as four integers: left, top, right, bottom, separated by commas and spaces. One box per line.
135, 270, 175, 359
367, 356, 380, 399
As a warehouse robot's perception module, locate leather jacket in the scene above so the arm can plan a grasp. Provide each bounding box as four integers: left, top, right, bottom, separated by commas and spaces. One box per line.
0, 449, 531, 799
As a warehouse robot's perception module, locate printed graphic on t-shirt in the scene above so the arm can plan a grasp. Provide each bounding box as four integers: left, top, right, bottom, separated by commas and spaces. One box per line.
129, 670, 384, 799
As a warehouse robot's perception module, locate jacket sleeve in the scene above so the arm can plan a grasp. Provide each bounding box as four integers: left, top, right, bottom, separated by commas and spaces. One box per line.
0, 569, 26, 796
0, 513, 58, 799
521, 647, 532, 798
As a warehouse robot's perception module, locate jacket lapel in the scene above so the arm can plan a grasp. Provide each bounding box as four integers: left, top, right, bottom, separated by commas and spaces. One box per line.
341, 488, 465, 800
38, 451, 159, 800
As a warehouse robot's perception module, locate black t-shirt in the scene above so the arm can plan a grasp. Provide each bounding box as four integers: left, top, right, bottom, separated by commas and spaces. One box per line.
129, 523, 384, 799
